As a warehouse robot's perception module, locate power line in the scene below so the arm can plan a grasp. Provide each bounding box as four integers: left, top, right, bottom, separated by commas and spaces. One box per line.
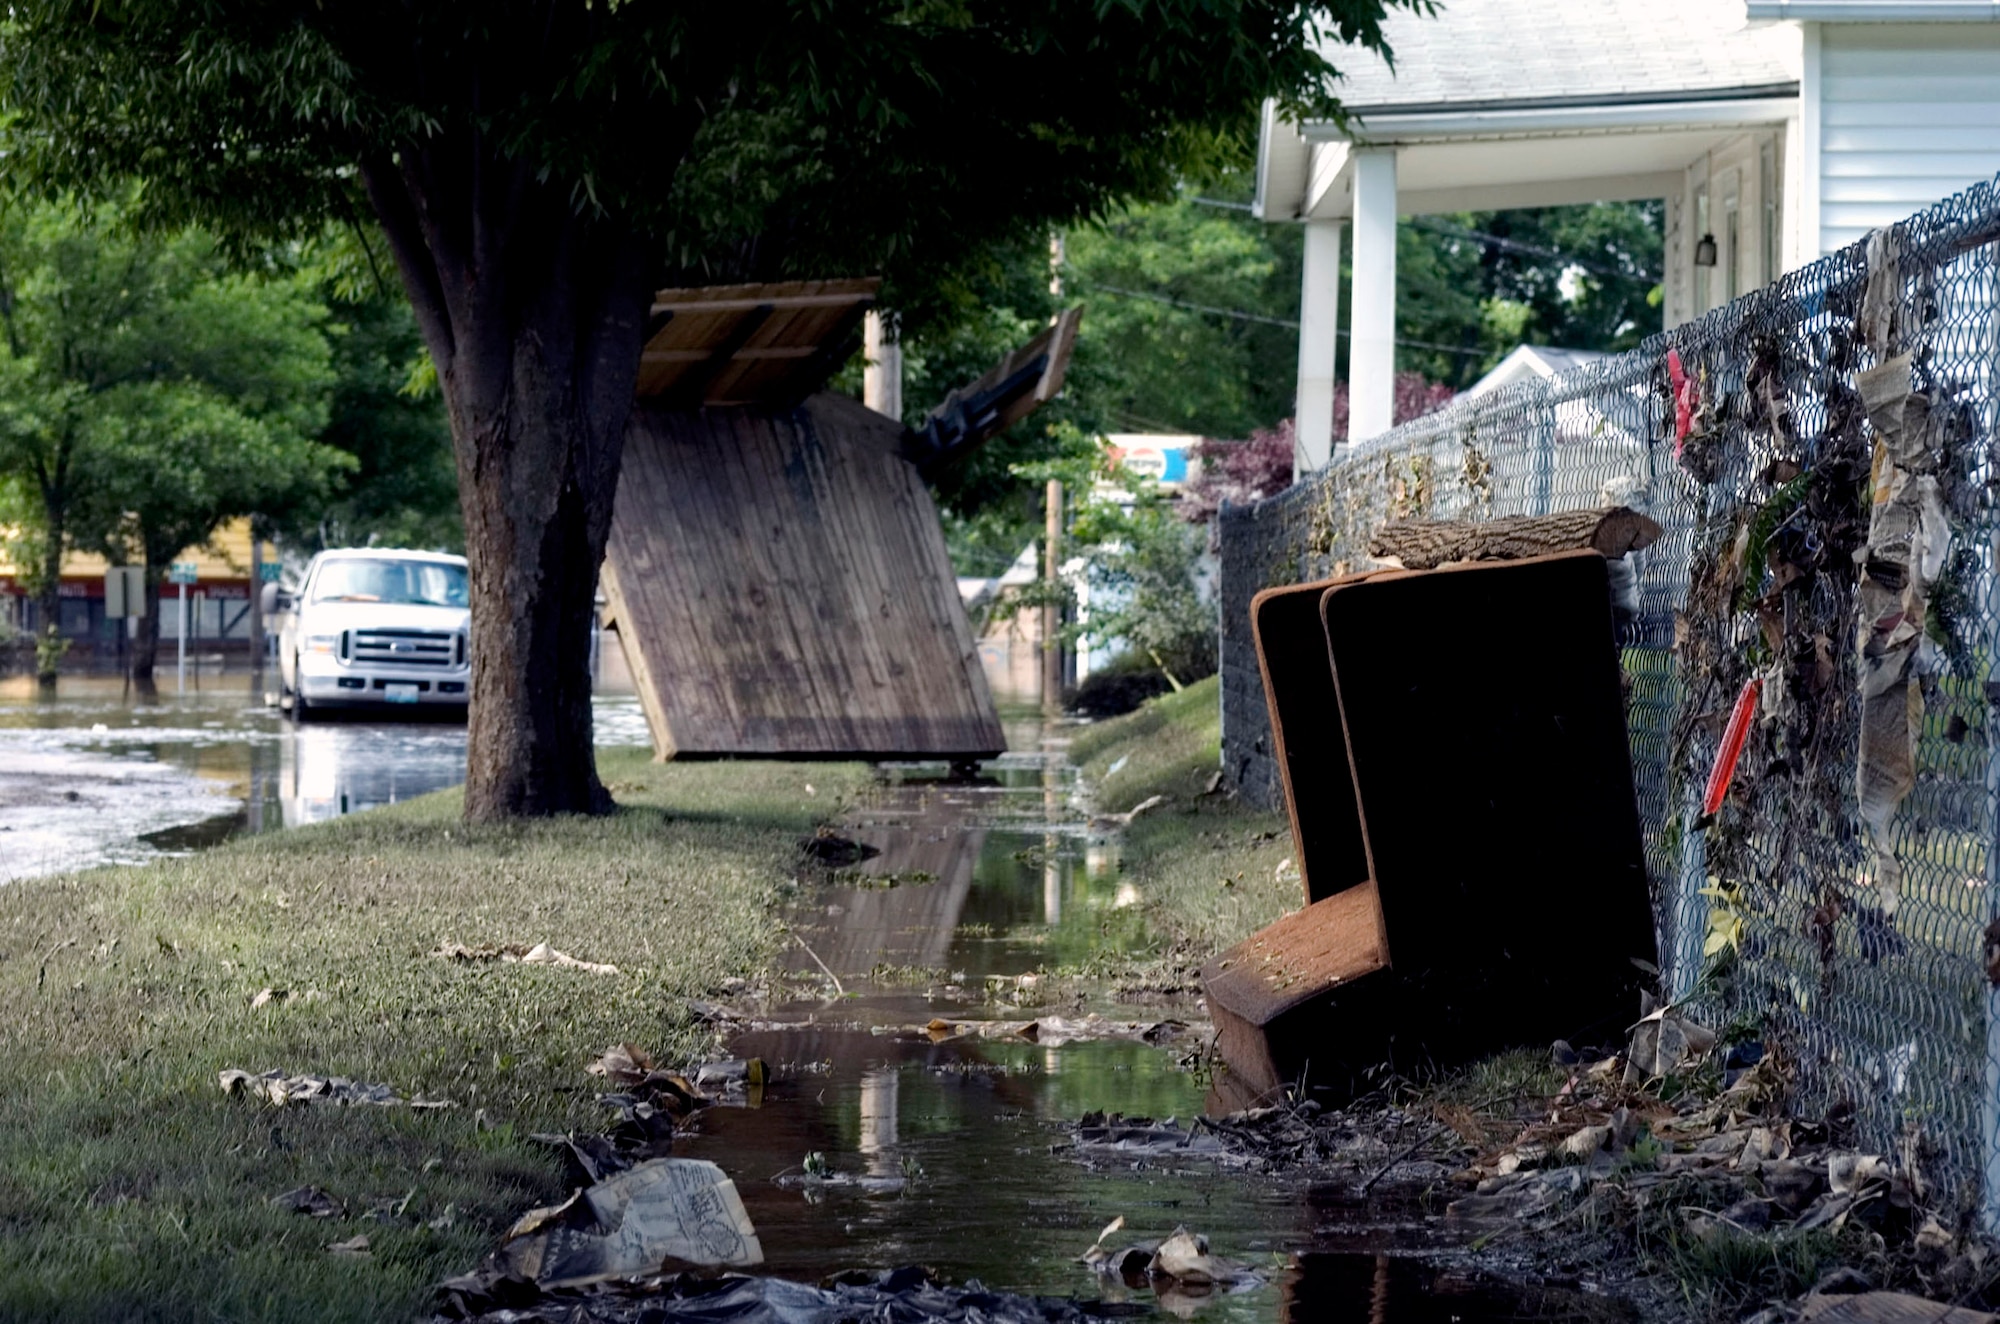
1191, 196, 1256, 213
1412, 217, 1662, 284
1081, 281, 1494, 359
1086, 281, 1299, 329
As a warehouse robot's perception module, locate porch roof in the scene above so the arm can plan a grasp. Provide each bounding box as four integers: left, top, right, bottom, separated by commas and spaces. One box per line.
1260, 0, 1800, 221
1322, 0, 1795, 119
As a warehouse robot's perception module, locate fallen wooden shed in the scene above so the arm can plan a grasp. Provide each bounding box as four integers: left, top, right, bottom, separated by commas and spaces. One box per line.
604, 279, 1073, 761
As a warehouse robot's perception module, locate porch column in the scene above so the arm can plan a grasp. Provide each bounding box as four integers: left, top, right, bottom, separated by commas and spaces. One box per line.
1294, 219, 1344, 475
1348, 147, 1398, 443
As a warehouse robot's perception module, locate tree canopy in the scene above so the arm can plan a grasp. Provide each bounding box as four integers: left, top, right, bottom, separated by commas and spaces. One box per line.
0, 0, 1422, 817
2, 1, 1410, 334
0, 200, 343, 679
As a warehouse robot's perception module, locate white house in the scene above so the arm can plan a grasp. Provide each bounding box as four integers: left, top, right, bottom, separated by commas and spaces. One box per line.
1463, 345, 1609, 399
1258, 0, 2000, 469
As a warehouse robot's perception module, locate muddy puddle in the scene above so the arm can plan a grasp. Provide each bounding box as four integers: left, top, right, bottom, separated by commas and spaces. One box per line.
670, 732, 1632, 1323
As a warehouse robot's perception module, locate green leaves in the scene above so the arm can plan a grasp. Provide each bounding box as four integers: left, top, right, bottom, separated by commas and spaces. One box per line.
0, 196, 346, 574
0, 0, 1416, 328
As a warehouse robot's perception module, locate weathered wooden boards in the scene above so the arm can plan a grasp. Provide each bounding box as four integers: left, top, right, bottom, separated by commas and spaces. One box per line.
638, 279, 879, 407
1799, 1294, 1996, 1324
1202, 882, 1393, 1103
1203, 551, 1659, 1100
604, 391, 1003, 759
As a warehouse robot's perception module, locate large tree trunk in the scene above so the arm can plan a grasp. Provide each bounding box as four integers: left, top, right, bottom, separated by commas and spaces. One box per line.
361, 146, 656, 821
131, 564, 163, 681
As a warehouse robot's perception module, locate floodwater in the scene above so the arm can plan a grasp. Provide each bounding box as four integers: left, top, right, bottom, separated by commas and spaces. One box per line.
675, 735, 1633, 1322
0, 669, 650, 881
0, 678, 1628, 1319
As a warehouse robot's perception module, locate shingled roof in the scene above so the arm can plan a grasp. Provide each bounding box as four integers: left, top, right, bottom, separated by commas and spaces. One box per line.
1319, 0, 1797, 118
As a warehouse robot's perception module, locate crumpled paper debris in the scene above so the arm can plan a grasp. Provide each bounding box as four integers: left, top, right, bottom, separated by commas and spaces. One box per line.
1079, 1221, 1264, 1317
491, 1158, 762, 1288
219, 1068, 454, 1110
432, 942, 619, 975
1623, 997, 1719, 1086
1853, 227, 1950, 918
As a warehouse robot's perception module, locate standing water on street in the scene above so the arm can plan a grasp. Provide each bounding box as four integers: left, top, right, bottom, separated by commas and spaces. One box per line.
0, 669, 650, 881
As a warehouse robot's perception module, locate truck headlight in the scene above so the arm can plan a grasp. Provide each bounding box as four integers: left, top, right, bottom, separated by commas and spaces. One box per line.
303, 634, 340, 655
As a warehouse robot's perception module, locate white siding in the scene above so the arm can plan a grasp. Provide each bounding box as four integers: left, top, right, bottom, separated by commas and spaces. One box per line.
1819, 24, 2000, 253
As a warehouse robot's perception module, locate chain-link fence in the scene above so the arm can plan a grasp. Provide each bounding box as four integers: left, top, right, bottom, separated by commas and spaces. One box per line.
1217, 174, 2000, 1226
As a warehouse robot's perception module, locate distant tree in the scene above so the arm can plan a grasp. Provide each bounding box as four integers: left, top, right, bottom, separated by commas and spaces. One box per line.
1, 0, 1418, 818
0, 201, 342, 682
1064, 188, 1302, 438
302, 291, 461, 555
85, 376, 345, 679
1397, 203, 1665, 387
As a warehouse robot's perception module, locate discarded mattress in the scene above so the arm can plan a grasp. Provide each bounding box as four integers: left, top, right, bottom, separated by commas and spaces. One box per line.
1205, 550, 1660, 1098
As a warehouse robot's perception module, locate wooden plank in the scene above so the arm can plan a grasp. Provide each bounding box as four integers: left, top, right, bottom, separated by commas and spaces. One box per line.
641, 346, 820, 365
605, 392, 1002, 759
649, 277, 880, 314
1799, 1293, 1995, 1324
1201, 882, 1391, 1029
904, 307, 1082, 475
636, 278, 880, 408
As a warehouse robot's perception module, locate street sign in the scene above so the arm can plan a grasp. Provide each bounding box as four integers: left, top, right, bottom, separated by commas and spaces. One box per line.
168, 561, 199, 585
258, 561, 283, 582
102, 565, 146, 619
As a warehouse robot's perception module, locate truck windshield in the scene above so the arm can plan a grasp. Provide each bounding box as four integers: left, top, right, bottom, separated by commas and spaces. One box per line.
311, 559, 468, 607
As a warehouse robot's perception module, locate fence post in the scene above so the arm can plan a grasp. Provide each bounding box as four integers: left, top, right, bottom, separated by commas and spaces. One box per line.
1535, 382, 1557, 515
1981, 240, 2000, 1234
1984, 519, 2000, 1231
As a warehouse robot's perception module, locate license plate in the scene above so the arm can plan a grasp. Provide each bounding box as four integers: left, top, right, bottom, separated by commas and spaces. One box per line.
383, 683, 420, 704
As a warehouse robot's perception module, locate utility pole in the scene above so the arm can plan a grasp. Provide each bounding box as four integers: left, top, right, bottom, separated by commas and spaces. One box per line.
247, 520, 264, 677
862, 311, 902, 420
1042, 231, 1068, 718
1042, 478, 1063, 717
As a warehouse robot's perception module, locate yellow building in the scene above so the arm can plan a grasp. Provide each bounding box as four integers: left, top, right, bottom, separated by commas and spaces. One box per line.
0, 517, 277, 644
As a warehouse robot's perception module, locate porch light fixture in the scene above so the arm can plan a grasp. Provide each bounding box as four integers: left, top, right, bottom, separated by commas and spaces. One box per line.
1694, 233, 1718, 267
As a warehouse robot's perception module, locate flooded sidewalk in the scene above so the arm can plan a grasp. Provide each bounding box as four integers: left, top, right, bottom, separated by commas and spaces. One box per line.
646, 732, 1633, 1323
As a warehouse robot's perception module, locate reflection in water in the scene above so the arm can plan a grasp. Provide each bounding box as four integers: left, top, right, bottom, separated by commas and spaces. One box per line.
697, 745, 1622, 1323
0, 670, 650, 879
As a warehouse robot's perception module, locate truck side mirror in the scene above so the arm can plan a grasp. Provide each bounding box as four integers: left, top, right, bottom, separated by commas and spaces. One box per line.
261, 583, 293, 617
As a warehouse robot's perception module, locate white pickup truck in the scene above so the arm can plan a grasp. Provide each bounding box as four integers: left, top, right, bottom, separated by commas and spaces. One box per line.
267, 549, 472, 719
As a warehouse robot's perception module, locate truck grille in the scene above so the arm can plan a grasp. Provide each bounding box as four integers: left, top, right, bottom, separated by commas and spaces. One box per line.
346, 628, 461, 668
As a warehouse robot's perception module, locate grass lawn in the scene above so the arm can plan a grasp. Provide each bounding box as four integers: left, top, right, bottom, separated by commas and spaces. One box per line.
0, 750, 869, 1323
1063, 677, 1300, 971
